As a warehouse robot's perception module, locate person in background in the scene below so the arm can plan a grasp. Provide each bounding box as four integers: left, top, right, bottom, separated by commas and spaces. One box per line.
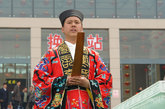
0, 83, 9, 109
21, 87, 28, 109
33, 9, 112, 109
136, 87, 143, 94
27, 86, 35, 109
12, 81, 21, 109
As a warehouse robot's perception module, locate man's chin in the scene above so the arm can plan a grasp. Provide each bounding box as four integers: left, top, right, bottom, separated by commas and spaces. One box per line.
70, 33, 77, 37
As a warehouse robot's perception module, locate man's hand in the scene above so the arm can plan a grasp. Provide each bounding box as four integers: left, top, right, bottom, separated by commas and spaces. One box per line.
67, 76, 90, 88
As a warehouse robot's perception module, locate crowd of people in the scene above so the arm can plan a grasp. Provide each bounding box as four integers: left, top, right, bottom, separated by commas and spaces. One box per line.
0, 81, 35, 109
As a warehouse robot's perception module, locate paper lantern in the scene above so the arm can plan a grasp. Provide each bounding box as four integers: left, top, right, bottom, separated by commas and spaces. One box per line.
158, 32, 164, 36
144, 68, 148, 72
125, 89, 130, 94
162, 65, 165, 70
123, 45, 129, 49
158, 1, 163, 6
122, 36, 128, 41
124, 81, 130, 86
89, 0, 94, 5
14, 44, 20, 48
44, 0, 49, 5
21, 0, 26, 5
124, 73, 130, 77
140, 45, 145, 49
153, 35, 159, 39
124, 65, 129, 69
66, 0, 72, 5
136, 1, 140, 5
18, 74, 23, 77
5, 73, 11, 77
15, 34, 20, 39
140, 36, 146, 40
43, 11, 49, 16
112, 1, 115, 5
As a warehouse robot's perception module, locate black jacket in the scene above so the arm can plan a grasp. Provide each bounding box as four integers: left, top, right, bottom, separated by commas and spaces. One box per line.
0, 88, 9, 103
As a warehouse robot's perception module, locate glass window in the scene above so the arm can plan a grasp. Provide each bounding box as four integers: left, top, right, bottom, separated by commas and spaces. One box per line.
34, 0, 53, 17
157, 0, 165, 18
4, 63, 15, 77
120, 30, 165, 101
13, 0, 32, 17
120, 30, 165, 61
16, 64, 27, 74
41, 28, 110, 66
0, 64, 3, 87
41, 28, 63, 55
96, 0, 115, 18
0, 29, 30, 62
75, 0, 95, 18
55, 0, 74, 17
0, 28, 30, 89
137, 0, 156, 18
0, 64, 3, 73
117, 0, 136, 18
0, 0, 11, 17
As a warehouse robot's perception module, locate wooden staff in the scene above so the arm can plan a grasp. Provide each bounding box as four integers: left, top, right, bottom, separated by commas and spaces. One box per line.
71, 32, 85, 76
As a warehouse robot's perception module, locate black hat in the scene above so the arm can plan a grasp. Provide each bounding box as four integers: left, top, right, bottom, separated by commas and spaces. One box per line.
59, 9, 84, 26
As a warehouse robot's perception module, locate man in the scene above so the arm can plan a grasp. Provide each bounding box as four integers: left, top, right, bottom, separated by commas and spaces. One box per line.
21, 87, 28, 109
33, 9, 112, 109
0, 83, 9, 109
27, 86, 35, 109
12, 81, 21, 109
136, 87, 143, 94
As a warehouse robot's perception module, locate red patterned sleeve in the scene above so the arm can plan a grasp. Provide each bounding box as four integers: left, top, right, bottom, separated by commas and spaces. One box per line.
89, 50, 112, 109
33, 50, 55, 108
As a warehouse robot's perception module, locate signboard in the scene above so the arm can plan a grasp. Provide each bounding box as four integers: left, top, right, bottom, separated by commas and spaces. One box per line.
47, 33, 103, 51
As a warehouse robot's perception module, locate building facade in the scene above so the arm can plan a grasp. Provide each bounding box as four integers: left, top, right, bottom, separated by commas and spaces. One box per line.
0, 0, 165, 108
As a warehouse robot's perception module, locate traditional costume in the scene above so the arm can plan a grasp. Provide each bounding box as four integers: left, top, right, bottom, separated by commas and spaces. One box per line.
33, 9, 112, 109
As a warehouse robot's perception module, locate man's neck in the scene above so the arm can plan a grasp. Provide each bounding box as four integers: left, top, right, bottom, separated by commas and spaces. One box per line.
65, 37, 77, 44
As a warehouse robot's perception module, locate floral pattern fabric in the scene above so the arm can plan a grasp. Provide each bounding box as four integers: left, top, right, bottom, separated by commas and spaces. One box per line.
33, 42, 112, 109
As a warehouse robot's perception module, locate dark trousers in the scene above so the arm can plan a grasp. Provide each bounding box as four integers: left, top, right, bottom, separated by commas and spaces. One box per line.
29, 102, 34, 109
22, 102, 27, 109
13, 100, 20, 109
1, 102, 8, 109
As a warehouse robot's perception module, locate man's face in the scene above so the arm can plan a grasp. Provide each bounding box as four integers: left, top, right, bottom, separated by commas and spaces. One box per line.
24, 88, 27, 92
3, 84, 7, 89
30, 86, 33, 92
17, 82, 21, 86
62, 16, 83, 38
